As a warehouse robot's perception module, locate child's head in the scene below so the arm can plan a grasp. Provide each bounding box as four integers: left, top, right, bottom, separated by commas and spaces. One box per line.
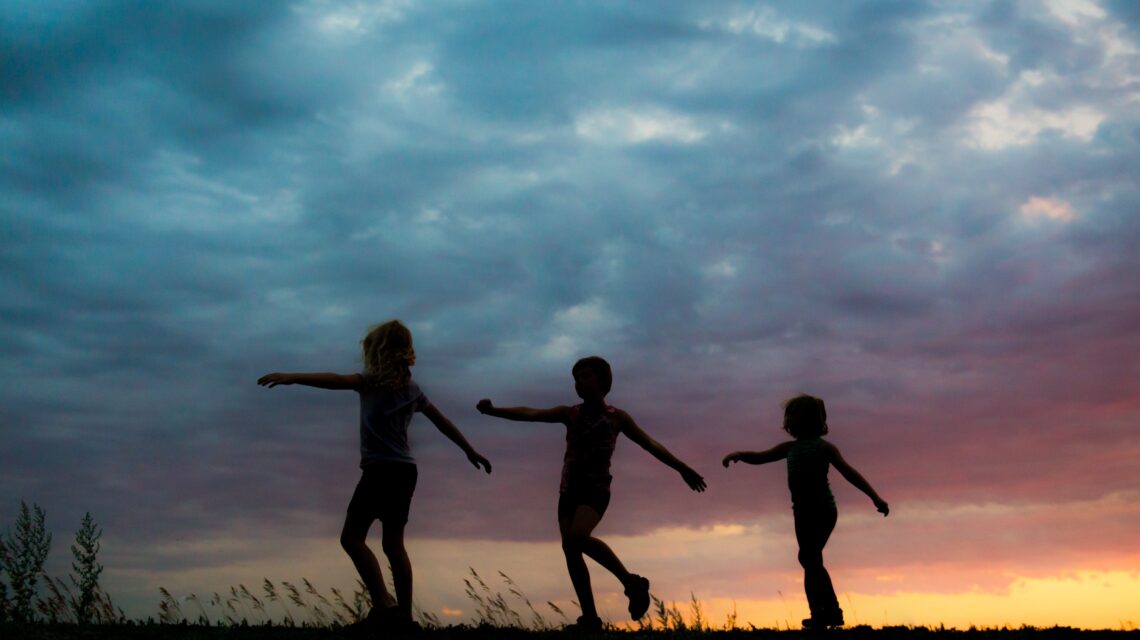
572, 356, 612, 400
362, 320, 416, 389
782, 394, 828, 439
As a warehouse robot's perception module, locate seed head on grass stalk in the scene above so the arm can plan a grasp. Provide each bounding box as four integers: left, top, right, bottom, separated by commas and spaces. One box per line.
353, 579, 371, 622
723, 600, 739, 631
652, 595, 668, 629
330, 586, 357, 624
263, 579, 295, 626
2, 502, 52, 623
283, 581, 305, 611
184, 592, 211, 625
39, 573, 74, 623
222, 589, 241, 626
463, 569, 496, 625
547, 600, 569, 624
70, 512, 104, 625
302, 578, 335, 626
501, 570, 550, 631
158, 587, 183, 624
689, 592, 705, 631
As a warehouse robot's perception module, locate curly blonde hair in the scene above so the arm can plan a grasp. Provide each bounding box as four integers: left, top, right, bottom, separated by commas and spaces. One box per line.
361, 320, 416, 390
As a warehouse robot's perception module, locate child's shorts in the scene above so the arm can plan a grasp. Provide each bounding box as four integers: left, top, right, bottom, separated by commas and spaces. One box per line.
347, 462, 418, 525
557, 486, 611, 522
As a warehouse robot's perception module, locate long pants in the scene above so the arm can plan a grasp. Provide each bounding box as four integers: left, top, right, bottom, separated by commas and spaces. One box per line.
793, 504, 839, 618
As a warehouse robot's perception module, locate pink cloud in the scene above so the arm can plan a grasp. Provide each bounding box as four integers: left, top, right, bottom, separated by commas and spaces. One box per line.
1020, 196, 1077, 222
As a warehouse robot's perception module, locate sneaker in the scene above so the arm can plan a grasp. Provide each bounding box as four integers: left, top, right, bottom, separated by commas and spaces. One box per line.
382, 608, 423, 635
802, 608, 845, 629
348, 607, 421, 635
624, 574, 650, 620
564, 615, 603, 633
344, 606, 386, 633
391, 619, 423, 636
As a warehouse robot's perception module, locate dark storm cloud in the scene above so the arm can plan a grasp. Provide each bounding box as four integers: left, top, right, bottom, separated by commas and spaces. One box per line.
2, 0, 1138, 591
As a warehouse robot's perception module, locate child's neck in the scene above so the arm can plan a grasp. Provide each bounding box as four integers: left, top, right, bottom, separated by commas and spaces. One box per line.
581, 397, 607, 412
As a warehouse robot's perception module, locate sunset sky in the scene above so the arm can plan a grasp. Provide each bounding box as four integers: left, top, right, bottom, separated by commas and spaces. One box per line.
2, 0, 1139, 630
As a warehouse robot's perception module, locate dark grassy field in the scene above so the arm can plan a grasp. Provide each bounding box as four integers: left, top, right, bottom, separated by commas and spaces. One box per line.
4, 624, 1137, 640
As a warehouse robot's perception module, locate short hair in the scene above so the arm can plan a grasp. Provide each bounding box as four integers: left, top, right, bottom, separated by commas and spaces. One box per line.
782, 394, 828, 438
572, 356, 613, 395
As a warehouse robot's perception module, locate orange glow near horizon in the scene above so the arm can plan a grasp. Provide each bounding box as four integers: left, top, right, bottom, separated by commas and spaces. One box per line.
107, 522, 1140, 631
684, 572, 1140, 631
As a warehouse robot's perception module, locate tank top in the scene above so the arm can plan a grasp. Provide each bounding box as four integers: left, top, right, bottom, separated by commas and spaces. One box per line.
560, 404, 621, 493
786, 437, 836, 510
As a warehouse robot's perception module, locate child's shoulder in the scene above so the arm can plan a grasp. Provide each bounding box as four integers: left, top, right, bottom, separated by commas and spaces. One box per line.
568, 403, 624, 421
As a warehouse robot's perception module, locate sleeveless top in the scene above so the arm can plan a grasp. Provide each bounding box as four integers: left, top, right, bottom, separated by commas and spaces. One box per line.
560, 404, 621, 493
786, 437, 836, 510
358, 378, 429, 467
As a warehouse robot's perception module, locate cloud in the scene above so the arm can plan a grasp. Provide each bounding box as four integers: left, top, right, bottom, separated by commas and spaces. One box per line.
965, 97, 1105, 149
1020, 195, 1078, 222
574, 107, 707, 145
699, 5, 838, 47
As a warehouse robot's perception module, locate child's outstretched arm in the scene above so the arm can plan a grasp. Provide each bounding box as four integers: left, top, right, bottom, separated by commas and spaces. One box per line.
722, 442, 793, 467
617, 411, 706, 492
476, 399, 571, 423
422, 404, 492, 474
823, 441, 889, 516
257, 372, 363, 390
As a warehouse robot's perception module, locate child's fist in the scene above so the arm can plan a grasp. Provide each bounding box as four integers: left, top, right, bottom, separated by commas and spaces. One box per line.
476, 398, 493, 414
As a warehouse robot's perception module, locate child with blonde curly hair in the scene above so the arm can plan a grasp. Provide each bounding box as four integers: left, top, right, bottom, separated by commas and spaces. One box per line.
259, 320, 491, 631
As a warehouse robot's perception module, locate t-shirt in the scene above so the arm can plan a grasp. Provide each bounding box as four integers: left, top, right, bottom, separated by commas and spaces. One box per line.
560, 404, 621, 494
786, 437, 836, 510
358, 378, 429, 467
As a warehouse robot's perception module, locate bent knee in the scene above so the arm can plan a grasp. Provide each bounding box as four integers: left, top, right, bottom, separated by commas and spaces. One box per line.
341, 532, 364, 553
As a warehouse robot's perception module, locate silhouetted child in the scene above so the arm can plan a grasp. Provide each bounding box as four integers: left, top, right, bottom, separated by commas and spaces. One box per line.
477, 356, 706, 632
258, 320, 491, 631
722, 394, 888, 630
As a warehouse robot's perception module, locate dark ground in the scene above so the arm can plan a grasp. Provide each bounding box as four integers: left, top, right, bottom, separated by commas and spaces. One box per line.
3, 624, 1138, 640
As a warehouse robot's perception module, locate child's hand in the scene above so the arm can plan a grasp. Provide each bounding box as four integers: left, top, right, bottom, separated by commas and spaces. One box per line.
681, 467, 706, 492
722, 452, 741, 467
874, 498, 889, 516
257, 373, 294, 388
476, 399, 493, 414
468, 450, 493, 474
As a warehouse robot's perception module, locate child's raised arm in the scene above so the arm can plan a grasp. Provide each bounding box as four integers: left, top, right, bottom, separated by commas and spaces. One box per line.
617, 411, 706, 492
823, 441, 889, 516
476, 399, 571, 423
722, 442, 794, 467
258, 372, 363, 390
422, 403, 492, 474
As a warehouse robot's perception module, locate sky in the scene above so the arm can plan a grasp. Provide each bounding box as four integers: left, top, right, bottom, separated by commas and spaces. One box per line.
2, 0, 1139, 630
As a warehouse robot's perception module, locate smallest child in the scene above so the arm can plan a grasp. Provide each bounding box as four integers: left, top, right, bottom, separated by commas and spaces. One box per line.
723, 394, 888, 630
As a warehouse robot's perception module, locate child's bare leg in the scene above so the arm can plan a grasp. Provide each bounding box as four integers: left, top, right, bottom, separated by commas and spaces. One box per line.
340, 513, 393, 610
560, 508, 601, 619
582, 537, 632, 583
567, 506, 636, 583
381, 523, 413, 620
